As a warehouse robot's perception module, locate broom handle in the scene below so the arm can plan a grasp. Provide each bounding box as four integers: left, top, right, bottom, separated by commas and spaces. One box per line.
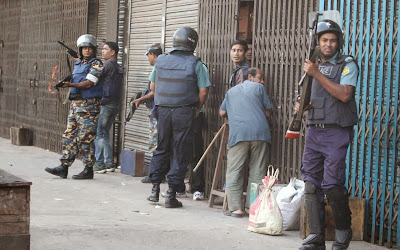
193, 123, 226, 172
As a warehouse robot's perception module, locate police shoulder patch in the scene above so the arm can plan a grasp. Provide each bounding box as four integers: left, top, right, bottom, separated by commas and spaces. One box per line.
342, 66, 350, 75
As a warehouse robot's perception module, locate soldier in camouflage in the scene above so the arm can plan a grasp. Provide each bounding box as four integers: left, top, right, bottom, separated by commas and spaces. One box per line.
45, 34, 104, 180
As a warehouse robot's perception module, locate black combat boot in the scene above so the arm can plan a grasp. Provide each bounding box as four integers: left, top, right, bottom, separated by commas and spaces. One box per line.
45, 165, 68, 178
300, 182, 326, 250
147, 183, 160, 202
165, 187, 183, 208
332, 229, 352, 250
72, 166, 94, 180
326, 187, 353, 250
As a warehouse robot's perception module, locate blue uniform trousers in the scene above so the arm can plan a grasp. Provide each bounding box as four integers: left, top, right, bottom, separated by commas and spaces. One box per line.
149, 106, 195, 190
301, 126, 353, 204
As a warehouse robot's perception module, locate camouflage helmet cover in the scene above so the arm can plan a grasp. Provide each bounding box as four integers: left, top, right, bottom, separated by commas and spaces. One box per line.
145, 43, 163, 55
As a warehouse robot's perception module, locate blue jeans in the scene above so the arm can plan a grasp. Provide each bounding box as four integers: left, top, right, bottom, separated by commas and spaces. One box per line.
95, 103, 119, 167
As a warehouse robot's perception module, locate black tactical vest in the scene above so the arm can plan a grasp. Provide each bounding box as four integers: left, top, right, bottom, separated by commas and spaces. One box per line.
155, 52, 200, 107
307, 55, 358, 127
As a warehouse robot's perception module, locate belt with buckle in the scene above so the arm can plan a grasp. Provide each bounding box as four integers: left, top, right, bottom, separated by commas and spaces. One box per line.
309, 124, 341, 128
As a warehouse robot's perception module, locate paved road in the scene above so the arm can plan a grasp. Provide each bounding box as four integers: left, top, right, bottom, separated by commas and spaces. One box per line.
0, 138, 386, 250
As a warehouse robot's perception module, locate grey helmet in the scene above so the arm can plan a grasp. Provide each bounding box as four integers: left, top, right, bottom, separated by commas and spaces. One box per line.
316, 19, 344, 48
76, 34, 97, 57
169, 27, 198, 53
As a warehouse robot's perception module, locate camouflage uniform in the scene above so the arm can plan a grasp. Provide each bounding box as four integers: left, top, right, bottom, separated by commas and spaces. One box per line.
148, 109, 158, 154
60, 99, 100, 167
59, 60, 103, 168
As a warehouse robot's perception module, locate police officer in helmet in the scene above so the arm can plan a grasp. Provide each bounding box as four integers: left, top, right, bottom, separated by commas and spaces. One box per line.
45, 34, 104, 180
146, 27, 211, 208
299, 20, 358, 250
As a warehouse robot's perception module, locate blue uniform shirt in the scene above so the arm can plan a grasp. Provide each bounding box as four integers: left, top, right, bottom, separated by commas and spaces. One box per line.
220, 80, 273, 147
320, 52, 358, 87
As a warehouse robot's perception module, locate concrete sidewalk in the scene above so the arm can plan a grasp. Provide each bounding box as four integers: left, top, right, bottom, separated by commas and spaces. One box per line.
0, 138, 385, 250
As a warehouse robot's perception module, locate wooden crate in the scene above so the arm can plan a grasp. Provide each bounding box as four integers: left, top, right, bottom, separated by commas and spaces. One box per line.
0, 169, 32, 250
10, 127, 32, 146
300, 197, 365, 241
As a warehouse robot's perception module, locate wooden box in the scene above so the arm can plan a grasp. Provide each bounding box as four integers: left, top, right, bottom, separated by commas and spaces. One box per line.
121, 150, 145, 177
10, 127, 32, 146
0, 169, 32, 250
300, 197, 365, 241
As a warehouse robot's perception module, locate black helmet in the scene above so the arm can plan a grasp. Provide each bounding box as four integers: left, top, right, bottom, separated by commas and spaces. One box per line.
170, 27, 198, 52
316, 19, 343, 48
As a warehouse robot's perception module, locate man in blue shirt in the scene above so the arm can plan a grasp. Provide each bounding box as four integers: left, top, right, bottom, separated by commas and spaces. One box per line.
220, 67, 272, 217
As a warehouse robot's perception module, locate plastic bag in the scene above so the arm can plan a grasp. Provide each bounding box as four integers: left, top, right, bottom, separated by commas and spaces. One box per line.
248, 166, 283, 235
276, 177, 305, 230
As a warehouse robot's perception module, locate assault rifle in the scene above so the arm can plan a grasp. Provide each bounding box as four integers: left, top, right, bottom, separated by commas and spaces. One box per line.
54, 74, 73, 90
285, 13, 322, 139
57, 40, 79, 59
126, 92, 143, 122
55, 40, 79, 104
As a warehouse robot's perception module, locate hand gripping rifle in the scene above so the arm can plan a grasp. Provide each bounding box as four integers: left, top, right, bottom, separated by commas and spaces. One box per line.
126, 92, 143, 122
55, 40, 79, 104
285, 13, 322, 139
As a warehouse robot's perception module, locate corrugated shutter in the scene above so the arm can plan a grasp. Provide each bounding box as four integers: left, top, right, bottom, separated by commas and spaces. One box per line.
122, 0, 199, 172
12, 0, 89, 152
0, 0, 21, 138
122, 0, 163, 170
164, 0, 198, 51
96, 0, 107, 56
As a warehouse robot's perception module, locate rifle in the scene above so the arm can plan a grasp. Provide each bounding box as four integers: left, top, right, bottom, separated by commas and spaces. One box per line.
126, 92, 143, 122
285, 13, 322, 139
56, 40, 78, 104
54, 74, 73, 90
57, 40, 79, 59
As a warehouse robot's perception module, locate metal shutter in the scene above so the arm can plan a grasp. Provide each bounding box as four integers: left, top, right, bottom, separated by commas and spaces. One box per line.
122, 0, 163, 170
164, 0, 198, 51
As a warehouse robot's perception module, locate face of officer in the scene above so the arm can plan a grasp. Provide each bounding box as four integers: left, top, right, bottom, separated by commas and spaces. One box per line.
102, 44, 116, 61
230, 44, 246, 67
147, 53, 158, 66
81, 46, 94, 59
245, 44, 252, 64
248, 69, 264, 84
319, 32, 339, 60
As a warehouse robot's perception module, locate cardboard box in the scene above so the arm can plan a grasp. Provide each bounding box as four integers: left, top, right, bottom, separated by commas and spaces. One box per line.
10, 127, 32, 146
